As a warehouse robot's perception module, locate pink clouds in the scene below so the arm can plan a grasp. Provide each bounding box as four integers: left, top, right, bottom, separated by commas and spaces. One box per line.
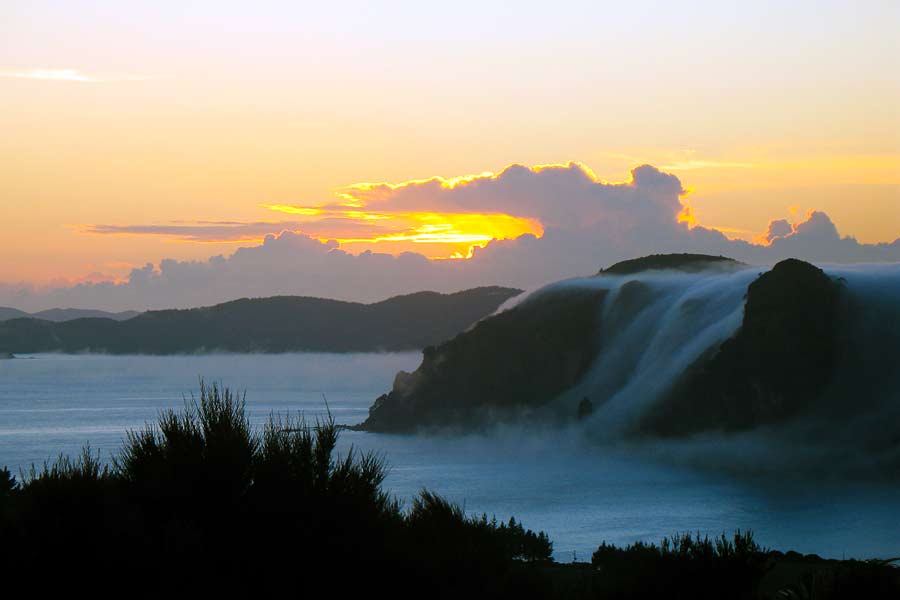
3, 163, 899, 312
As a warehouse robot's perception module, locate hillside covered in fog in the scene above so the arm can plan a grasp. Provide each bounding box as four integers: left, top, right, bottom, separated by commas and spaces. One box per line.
359, 255, 900, 478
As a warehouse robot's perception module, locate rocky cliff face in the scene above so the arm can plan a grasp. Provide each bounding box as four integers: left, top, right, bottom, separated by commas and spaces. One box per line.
641, 259, 843, 435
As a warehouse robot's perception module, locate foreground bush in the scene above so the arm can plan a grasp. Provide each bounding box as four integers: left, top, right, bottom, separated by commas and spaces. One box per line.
591, 532, 899, 600
0, 381, 552, 599
590, 531, 768, 600
1, 382, 895, 599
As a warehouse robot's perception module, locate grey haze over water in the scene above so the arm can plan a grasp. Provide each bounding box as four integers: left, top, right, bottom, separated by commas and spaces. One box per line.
1, 352, 898, 562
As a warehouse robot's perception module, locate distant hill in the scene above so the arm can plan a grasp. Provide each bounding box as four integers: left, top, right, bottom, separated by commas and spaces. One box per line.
31, 308, 142, 322
0, 308, 30, 321
0, 307, 141, 322
0, 287, 521, 354
597, 253, 742, 276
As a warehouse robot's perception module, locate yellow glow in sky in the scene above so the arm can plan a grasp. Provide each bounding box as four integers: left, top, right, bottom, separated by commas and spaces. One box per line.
262, 204, 544, 259
0, 2, 897, 284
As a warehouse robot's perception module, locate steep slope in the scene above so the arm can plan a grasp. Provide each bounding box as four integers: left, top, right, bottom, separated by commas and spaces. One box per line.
361, 287, 606, 431
641, 259, 843, 435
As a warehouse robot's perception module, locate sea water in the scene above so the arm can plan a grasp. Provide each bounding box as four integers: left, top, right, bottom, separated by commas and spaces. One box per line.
1, 352, 898, 562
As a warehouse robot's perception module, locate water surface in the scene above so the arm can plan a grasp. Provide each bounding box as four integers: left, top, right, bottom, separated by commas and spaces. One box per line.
1, 353, 897, 561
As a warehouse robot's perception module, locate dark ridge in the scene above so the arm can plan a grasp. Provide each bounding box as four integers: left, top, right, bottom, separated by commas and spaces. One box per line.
359, 286, 606, 432
597, 253, 742, 276
643, 258, 844, 435
0, 286, 521, 355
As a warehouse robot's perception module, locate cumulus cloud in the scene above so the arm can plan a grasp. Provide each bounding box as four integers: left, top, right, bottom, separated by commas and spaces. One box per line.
4, 233, 462, 311
340, 162, 685, 231
4, 163, 899, 311
762, 219, 793, 243
751, 211, 900, 263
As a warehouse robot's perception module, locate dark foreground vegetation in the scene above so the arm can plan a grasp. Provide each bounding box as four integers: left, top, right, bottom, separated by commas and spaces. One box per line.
0, 382, 550, 598
587, 533, 899, 600
0, 383, 896, 599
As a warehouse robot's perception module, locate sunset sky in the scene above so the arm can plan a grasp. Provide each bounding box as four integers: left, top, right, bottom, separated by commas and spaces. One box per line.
1, 1, 898, 299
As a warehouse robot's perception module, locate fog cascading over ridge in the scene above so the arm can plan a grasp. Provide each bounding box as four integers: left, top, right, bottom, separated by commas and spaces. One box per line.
808, 265, 900, 448
533, 263, 900, 475
549, 268, 761, 436
546, 265, 899, 429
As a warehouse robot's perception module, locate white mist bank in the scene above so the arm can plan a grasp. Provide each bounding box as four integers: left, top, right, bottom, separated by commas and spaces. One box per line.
488, 263, 900, 478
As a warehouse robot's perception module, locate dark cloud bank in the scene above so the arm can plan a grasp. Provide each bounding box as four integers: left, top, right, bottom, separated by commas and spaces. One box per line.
5, 164, 899, 311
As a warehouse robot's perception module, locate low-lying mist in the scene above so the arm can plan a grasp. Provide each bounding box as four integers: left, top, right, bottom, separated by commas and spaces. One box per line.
470, 264, 900, 482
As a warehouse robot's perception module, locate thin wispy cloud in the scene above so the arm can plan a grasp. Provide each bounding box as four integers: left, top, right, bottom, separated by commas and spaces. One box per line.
80, 221, 307, 243
659, 160, 755, 171
597, 150, 755, 172
80, 209, 540, 259
0, 68, 151, 83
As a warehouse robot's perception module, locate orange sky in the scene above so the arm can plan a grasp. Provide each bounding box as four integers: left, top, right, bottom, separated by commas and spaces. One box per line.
1, 2, 898, 285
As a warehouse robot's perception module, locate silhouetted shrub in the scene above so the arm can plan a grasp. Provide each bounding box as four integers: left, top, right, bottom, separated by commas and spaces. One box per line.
773, 557, 900, 600
0, 381, 553, 599
591, 531, 769, 600
6, 381, 889, 599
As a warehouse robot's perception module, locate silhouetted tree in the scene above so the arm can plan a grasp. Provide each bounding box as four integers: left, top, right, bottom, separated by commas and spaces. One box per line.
0, 381, 555, 599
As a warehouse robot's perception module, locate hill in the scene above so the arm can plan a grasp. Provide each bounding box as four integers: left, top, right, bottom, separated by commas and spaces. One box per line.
357, 255, 847, 436
361, 253, 751, 432
0, 307, 141, 322
0, 287, 520, 354
362, 286, 604, 431
0, 307, 29, 321
31, 308, 142, 322
597, 253, 742, 276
